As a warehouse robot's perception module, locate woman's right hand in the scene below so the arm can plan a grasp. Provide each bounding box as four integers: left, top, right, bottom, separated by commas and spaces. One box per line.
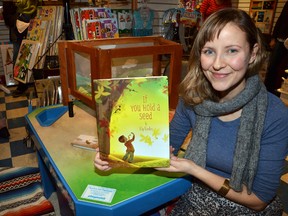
94, 148, 112, 171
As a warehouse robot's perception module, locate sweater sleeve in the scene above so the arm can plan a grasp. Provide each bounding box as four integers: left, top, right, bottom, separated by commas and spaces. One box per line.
170, 99, 195, 154
252, 94, 288, 203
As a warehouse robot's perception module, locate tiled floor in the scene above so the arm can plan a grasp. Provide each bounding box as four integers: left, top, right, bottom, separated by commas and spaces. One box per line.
0, 85, 287, 215
0, 85, 38, 168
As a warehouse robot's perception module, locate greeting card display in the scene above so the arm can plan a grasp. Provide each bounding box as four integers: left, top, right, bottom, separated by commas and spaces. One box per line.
94, 76, 170, 168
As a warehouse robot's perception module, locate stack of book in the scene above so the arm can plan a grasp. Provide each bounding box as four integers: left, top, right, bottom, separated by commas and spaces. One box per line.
69, 7, 119, 40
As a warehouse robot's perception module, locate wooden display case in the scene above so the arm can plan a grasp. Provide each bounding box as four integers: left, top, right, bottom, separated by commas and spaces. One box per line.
58, 36, 183, 109
249, 0, 277, 34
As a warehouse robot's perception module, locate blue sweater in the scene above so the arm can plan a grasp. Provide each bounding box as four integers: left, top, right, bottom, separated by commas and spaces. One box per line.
170, 93, 288, 203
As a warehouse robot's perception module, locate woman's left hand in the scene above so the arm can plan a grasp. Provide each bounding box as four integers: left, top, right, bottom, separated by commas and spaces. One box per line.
156, 155, 195, 174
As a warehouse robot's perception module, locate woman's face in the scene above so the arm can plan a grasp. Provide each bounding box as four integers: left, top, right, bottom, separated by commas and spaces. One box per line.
200, 23, 258, 101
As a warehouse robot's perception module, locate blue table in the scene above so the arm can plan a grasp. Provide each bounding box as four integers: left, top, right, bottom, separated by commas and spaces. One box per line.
25, 104, 191, 216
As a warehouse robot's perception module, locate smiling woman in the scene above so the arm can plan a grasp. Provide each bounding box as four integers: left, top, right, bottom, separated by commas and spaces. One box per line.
200, 22, 258, 100
157, 8, 288, 215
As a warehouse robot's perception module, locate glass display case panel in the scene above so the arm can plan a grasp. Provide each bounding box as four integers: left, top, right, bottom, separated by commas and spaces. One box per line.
59, 36, 183, 110
74, 51, 92, 98
111, 55, 153, 78
95, 42, 154, 78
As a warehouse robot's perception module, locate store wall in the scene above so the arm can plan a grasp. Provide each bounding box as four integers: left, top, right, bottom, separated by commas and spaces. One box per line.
137, 0, 286, 35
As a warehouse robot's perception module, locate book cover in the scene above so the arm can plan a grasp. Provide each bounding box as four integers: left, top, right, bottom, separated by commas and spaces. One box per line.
94, 76, 170, 168
100, 18, 119, 38
26, 19, 51, 69
13, 40, 40, 83
94, 7, 112, 19
111, 9, 133, 35
36, 6, 63, 55
36, 6, 57, 54
80, 7, 97, 40
85, 19, 102, 39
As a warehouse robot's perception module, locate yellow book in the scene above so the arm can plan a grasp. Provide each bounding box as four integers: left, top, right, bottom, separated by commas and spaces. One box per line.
94, 76, 170, 168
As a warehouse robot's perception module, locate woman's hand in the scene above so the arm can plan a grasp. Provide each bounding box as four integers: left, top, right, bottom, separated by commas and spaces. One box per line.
157, 156, 195, 174
94, 148, 112, 171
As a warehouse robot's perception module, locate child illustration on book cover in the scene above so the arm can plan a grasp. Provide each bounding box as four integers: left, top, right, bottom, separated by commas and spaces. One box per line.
118, 132, 135, 163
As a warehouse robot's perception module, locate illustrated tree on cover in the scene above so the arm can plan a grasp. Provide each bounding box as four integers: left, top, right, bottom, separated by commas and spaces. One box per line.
94, 79, 131, 158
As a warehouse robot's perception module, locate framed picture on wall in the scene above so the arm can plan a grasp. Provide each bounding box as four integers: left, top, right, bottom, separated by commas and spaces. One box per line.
249, 0, 276, 34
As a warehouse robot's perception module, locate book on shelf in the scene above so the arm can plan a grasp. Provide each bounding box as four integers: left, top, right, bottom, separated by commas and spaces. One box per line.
26, 18, 52, 69
70, 7, 119, 40
36, 6, 64, 56
71, 134, 98, 151
70, 7, 82, 40
79, 7, 97, 40
94, 76, 170, 168
100, 18, 119, 38
13, 40, 40, 83
85, 19, 102, 39
111, 9, 133, 35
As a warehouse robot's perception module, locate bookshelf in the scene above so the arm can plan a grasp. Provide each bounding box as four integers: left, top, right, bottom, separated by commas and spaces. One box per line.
249, 0, 277, 34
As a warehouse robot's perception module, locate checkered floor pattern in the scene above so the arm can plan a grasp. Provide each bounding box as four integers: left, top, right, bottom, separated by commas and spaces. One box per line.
0, 85, 287, 215
0, 86, 38, 168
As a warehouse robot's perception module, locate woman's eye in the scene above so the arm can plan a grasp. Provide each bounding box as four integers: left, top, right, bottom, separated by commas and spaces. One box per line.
228, 49, 238, 54
202, 49, 214, 55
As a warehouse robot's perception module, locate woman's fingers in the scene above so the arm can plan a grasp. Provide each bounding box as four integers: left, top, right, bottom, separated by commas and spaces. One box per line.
94, 148, 111, 171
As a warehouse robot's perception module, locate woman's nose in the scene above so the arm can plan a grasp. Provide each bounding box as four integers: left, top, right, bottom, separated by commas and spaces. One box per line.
213, 55, 226, 70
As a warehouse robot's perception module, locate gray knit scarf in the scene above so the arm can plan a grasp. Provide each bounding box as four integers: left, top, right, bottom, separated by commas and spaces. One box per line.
184, 75, 268, 193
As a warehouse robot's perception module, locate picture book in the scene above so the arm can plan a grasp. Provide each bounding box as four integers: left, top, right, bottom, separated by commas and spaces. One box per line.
111, 9, 133, 35
36, 6, 64, 55
70, 7, 119, 40
26, 19, 51, 69
79, 7, 97, 40
36, 6, 57, 54
94, 7, 112, 19
100, 18, 119, 38
70, 7, 82, 40
13, 40, 40, 83
71, 134, 98, 151
85, 19, 102, 40
94, 76, 170, 168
